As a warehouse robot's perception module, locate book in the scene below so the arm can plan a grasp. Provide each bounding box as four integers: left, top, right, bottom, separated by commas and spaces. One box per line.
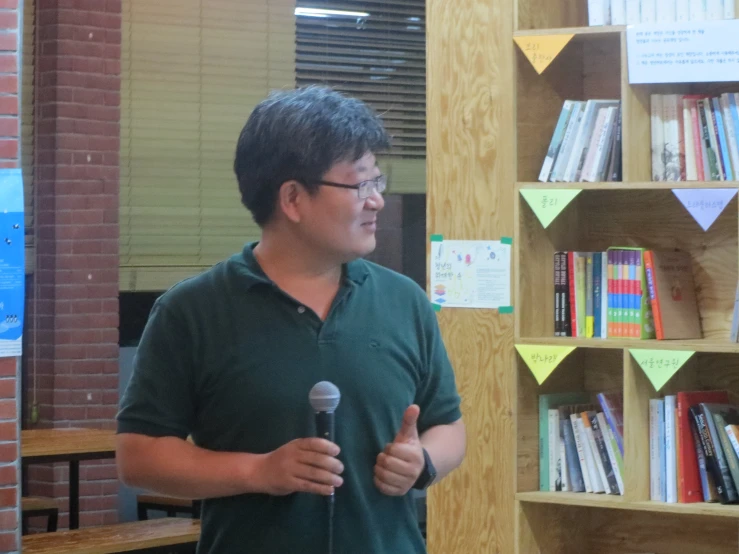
539, 393, 592, 491
643, 250, 702, 340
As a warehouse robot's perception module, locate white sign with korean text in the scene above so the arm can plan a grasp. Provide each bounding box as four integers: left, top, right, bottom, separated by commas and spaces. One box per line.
430, 240, 511, 309
627, 19, 739, 84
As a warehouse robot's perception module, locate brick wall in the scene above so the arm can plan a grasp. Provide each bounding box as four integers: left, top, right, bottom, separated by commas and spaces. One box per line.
0, 0, 20, 550
0, 359, 18, 553
25, 0, 120, 530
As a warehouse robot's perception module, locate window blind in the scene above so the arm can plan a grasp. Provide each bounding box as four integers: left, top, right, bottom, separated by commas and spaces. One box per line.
21, 0, 34, 274
120, 0, 295, 292
295, 0, 426, 193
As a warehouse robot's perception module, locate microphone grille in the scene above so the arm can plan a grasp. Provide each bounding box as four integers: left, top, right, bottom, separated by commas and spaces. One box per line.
309, 381, 341, 412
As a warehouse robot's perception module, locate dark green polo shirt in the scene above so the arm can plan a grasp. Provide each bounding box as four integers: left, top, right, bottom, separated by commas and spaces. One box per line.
117, 243, 462, 554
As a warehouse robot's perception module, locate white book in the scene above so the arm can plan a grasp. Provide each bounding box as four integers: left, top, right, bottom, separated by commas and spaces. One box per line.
573, 415, 605, 493
704, 98, 724, 180
612, 0, 628, 22
683, 97, 698, 181
706, 0, 723, 18
676, 0, 691, 19
664, 395, 677, 503
642, 0, 658, 20
651, 94, 665, 181
589, 0, 608, 24
570, 413, 594, 492
566, 100, 618, 183
650, 399, 664, 501
581, 108, 610, 182
601, 252, 608, 338
598, 412, 624, 494
584, 415, 612, 494
627, 0, 643, 21
539, 100, 574, 182
551, 102, 584, 182
690, 0, 707, 19
725, 0, 735, 17
564, 100, 599, 182
594, 107, 619, 181
721, 93, 739, 177
694, 98, 712, 180
583, 107, 617, 182
662, 94, 681, 181
549, 409, 560, 491
560, 437, 569, 491
657, 0, 677, 20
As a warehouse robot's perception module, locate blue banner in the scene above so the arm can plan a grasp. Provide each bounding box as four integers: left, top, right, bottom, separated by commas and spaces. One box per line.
0, 168, 24, 357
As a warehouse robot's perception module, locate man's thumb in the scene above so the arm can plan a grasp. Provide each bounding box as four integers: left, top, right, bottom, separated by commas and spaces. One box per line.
394, 404, 420, 443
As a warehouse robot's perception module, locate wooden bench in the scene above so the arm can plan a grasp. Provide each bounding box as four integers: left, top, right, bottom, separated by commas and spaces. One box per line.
23, 517, 201, 554
21, 496, 59, 534
137, 494, 201, 520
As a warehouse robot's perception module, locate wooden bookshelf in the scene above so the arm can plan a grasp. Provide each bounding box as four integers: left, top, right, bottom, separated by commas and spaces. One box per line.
513, 4, 739, 553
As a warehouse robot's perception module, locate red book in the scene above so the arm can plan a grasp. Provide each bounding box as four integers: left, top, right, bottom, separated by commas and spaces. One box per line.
643, 250, 664, 340
677, 390, 729, 503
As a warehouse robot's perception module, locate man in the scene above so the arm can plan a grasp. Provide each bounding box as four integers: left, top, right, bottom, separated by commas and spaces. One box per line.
116, 86, 466, 553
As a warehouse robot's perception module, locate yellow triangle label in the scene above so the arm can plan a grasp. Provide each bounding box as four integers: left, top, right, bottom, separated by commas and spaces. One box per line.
630, 349, 695, 392
520, 189, 581, 228
515, 345, 576, 385
514, 34, 574, 74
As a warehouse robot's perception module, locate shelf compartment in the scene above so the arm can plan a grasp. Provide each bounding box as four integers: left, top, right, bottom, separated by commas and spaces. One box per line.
515, 336, 739, 354
517, 348, 624, 494
514, 26, 624, 38
623, 82, 739, 183
517, 180, 739, 190
627, 351, 739, 504
516, 188, 738, 341
519, 489, 739, 517
516, 33, 621, 183
518, 498, 739, 553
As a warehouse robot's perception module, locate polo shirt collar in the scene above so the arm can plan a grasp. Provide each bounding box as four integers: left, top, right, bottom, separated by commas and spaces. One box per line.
236, 242, 369, 291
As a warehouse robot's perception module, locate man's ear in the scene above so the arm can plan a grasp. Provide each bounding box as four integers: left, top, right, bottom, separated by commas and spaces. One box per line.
277, 180, 304, 224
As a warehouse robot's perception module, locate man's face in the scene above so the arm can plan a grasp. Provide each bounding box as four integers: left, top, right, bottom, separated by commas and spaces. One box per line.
299, 151, 385, 263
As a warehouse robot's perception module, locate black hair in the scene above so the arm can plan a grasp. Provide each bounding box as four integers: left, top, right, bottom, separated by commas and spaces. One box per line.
233, 86, 391, 227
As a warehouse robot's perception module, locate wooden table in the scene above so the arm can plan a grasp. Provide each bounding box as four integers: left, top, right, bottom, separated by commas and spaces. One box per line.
22, 428, 116, 530
23, 518, 201, 554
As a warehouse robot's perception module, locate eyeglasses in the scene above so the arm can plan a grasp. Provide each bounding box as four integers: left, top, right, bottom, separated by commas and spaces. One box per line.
314, 174, 387, 200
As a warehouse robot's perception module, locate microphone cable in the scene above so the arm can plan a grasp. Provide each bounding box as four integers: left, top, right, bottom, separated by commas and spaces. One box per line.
328, 493, 335, 554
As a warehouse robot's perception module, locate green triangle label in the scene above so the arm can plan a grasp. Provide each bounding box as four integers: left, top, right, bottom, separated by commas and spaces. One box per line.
630, 349, 695, 391
520, 189, 581, 228
515, 344, 576, 385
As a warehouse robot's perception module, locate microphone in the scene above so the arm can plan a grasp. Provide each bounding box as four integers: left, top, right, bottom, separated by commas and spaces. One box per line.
309, 381, 340, 554
309, 380, 341, 442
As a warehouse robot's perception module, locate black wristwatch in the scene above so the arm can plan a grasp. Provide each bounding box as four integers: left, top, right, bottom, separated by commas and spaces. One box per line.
412, 448, 437, 490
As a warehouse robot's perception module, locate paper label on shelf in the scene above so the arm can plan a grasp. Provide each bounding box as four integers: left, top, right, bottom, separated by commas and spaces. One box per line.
626, 19, 739, 84
630, 349, 695, 391
0, 168, 25, 357
672, 188, 738, 231
430, 239, 511, 309
520, 189, 581, 228
515, 345, 576, 384
513, 34, 574, 74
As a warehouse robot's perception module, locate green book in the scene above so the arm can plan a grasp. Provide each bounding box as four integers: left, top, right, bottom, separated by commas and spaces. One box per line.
607, 247, 655, 340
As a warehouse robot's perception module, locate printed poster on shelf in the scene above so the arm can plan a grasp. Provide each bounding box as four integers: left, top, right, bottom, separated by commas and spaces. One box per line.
627, 19, 739, 84
430, 239, 511, 310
